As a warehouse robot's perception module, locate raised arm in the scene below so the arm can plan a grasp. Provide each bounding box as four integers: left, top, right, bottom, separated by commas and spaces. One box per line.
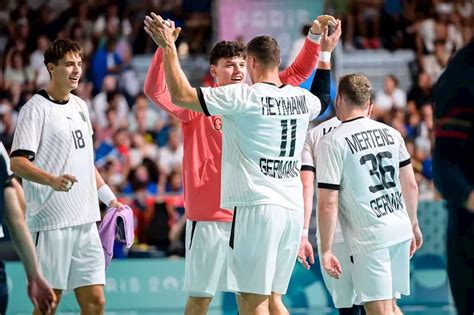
309, 20, 341, 117
279, 34, 320, 85
144, 47, 197, 122
144, 14, 202, 112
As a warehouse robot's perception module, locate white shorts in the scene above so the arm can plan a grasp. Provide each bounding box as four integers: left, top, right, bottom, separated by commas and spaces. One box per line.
318, 242, 357, 308
351, 240, 411, 305
34, 222, 105, 290
227, 205, 303, 295
184, 220, 232, 297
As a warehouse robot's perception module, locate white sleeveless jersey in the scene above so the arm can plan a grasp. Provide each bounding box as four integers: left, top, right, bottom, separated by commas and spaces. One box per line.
316, 117, 413, 255
198, 82, 321, 211
301, 116, 344, 244
11, 91, 100, 232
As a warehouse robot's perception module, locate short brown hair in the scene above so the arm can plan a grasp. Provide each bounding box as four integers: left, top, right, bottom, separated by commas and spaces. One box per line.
246, 35, 280, 68
44, 39, 83, 68
338, 74, 372, 107
209, 41, 246, 65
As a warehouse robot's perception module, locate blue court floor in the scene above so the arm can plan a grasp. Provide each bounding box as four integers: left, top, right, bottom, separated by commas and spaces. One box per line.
9, 305, 454, 315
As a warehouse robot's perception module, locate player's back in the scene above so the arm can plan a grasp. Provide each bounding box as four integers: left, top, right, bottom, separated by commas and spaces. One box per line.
318, 117, 412, 255
199, 82, 321, 212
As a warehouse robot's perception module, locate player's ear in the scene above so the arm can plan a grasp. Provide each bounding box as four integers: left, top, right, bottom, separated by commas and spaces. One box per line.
47, 62, 55, 74
210, 64, 217, 78
367, 103, 374, 118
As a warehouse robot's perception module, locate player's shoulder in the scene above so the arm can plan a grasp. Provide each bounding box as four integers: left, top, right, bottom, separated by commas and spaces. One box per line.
308, 116, 340, 138
19, 93, 48, 112
225, 82, 249, 91
370, 119, 403, 139
70, 93, 88, 108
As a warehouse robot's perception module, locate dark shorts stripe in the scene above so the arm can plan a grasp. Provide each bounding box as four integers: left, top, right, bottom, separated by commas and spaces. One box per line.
189, 221, 197, 250
229, 207, 237, 249
35, 232, 40, 247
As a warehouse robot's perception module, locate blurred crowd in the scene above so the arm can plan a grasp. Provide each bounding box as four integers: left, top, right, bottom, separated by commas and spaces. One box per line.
0, 0, 213, 258
0, 0, 472, 257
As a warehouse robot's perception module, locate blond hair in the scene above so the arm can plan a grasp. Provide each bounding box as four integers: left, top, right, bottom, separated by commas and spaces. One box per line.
338, 74, 372, 107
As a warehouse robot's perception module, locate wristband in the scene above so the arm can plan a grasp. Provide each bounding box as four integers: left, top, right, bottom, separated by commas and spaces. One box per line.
307, 31, 322, 44
302, 228, 309, 237
320, 51, 331, 63
98, 185, 116, 207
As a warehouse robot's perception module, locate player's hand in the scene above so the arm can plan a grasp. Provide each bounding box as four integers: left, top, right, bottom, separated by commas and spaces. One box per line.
298, 236, 315, 270
108, 199, 124, 210
410, 224, 423, 258
322, 251, 342, 279
49, 174, 77, 192
28, 274, 56, 314
144, 13, 181, 48
312, 15, 336, 35
320, 19, 342, 53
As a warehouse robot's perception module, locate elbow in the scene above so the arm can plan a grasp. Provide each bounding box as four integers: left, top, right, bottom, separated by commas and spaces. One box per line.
10, 158, 21, 175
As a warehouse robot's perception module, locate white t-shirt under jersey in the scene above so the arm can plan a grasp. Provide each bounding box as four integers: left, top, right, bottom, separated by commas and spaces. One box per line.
198, 82, 321, 212
11, 91, 100, 232
301, 116, 344, 244
0, 142, 12, 238
317, 117, 413, 255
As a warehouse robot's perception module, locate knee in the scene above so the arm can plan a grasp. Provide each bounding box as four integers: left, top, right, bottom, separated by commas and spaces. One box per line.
188, 296, 211, 310
87, 293, 106, 311
268, 295, 288, 315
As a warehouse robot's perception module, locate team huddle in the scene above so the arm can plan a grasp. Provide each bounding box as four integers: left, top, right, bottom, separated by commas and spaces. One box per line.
0, 10, 423, 315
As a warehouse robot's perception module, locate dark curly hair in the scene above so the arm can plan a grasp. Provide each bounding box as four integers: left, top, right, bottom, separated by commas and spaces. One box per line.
208, 40, 247, 65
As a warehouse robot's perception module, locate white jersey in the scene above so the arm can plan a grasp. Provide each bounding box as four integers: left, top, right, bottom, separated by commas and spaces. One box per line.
0, 142, 12, 238
301, 116, 344, 244
198, 82, 321, 211
11, 91, 100, 232
316, 117, 413, 255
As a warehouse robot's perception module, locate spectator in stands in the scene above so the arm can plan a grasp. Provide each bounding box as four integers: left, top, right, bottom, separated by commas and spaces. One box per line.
158, 129, 183, 175
423, 39, 450, 83
407, 71, 432, 111
354, 0, 383, 49
326, 0, 355, 51
29, 36, 50, 90
416, 6, 463, 69
128, 93, 162, 134
0, 103, 16, 150
91, 37, 123, 95
3, 50, 34, 91
129, 133, 160, 169
92, 76, 129, 129
155, 114, 180, 147
374, 74, 406, 116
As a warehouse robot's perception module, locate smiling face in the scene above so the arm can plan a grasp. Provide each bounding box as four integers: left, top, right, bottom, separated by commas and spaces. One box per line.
211, 56, 246, 86
48, 51, 82, 92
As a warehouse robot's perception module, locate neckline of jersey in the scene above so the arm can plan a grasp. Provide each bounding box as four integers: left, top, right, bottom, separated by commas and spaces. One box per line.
341, 116, 365, 123
37, 90, 70, 105
260, 82, 287, 89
